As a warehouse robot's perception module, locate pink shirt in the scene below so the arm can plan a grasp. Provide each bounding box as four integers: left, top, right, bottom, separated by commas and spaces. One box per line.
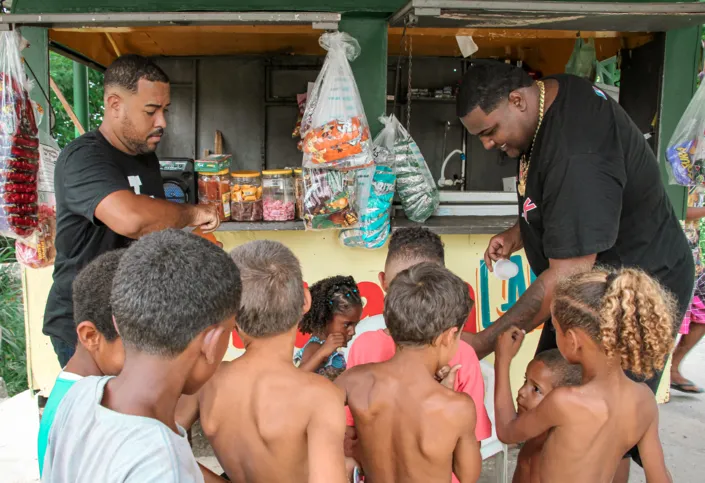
345, 329, 492, 441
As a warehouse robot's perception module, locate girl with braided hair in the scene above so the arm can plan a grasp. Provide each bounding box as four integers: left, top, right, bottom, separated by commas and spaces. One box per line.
494, 267, 674, 483
294, 275, 362, 381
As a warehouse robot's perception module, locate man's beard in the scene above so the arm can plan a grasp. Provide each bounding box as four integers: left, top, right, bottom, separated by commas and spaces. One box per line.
121, 117, 162, 155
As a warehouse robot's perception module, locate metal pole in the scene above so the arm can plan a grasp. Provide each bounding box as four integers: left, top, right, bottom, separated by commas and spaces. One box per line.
73, 62, 89, 137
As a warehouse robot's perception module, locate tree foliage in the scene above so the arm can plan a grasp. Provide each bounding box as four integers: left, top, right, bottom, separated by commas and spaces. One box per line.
49, 52, 104, 148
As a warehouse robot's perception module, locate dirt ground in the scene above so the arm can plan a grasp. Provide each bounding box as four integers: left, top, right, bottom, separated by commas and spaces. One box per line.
195, 339, 705, 482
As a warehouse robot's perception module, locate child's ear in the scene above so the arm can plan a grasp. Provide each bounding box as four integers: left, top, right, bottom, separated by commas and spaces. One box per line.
76, 321, 101, 351
302, 286, 312, 315
435, 326, 459, 347
202, 325, 226, 365
378, 272, 386, 293
565, 328, 581, 359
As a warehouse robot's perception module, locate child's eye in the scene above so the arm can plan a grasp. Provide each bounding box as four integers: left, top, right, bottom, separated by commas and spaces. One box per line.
533, 385, 542, 394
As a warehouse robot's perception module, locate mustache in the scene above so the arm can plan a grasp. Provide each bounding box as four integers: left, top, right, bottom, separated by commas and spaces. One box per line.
148, 128, 164, 138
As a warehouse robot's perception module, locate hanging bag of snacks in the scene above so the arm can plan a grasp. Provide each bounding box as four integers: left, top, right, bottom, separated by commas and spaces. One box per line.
666, 79, 705, 186
300, 32, 373, 170
375, 115, 439, 223
0, 30, 40, 241
302, 167, 366, 230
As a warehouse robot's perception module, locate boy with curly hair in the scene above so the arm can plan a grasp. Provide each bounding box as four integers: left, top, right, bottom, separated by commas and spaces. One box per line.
495, 268, 674, 483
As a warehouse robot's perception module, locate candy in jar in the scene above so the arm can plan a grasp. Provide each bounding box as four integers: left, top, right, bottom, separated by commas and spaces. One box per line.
197, 169, 231, 221
230, 171, 263, 222
262, 169, 295, 222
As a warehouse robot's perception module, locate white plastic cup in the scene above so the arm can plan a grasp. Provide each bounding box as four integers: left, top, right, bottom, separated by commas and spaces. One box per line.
493, 259, 519, 280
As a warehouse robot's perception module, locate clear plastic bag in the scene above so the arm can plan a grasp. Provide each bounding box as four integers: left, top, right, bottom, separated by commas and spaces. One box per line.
666, 81, 705, 186
16, 141, 59, 269
302, 167, 365, 230
300, 32, 373, 170
375, 115, 439, 223
565, 38, 596, 80
0, 31, 40, 241
339, 164, 396, 249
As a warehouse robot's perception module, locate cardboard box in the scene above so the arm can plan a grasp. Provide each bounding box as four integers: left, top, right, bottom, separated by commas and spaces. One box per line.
195, 154, 232, 173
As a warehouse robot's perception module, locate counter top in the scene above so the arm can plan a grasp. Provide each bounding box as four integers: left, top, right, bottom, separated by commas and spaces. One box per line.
215, 215, 516, 235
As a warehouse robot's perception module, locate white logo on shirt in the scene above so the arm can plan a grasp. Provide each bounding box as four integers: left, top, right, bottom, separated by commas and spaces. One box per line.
127, 175, 142, 195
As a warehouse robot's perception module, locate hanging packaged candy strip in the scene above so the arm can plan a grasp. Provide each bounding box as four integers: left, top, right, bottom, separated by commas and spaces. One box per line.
0, 31, 40, 241
300, 32, 374, 170
666, 79, 705, 186
302, 168, 365, 230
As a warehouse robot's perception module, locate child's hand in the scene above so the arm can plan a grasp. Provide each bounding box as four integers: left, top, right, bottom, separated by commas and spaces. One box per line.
496, 326, 525, 364
436, 364, 462, 390
320, 333, 346, 357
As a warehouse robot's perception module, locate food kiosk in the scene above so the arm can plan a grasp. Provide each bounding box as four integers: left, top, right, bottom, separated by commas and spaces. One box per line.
3, 1, 704, 408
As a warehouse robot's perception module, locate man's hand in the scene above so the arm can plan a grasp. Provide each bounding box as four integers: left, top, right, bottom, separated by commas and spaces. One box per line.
436, 364, 462, 390
484, 222, 523, 271
495, 327, 525, 365
320, 333, 346, 358
191, 204, 221, 233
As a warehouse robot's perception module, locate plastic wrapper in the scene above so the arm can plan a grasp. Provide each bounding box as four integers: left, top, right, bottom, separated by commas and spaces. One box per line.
15, 143, 59, 268
374, 115, 439, 223
300, 32, 373, 170
0, 31, 40, 241
302, 168, 365, 230
339, 165, 396, 249
292, 93, 307, 139
666, 81, 705, 186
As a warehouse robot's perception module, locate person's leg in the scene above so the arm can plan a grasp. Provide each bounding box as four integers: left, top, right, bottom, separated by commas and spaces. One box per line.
671, 321, 705, 392
49, 336, 76, 368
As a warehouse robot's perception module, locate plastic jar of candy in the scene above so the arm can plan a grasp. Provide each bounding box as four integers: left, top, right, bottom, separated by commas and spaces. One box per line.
293, 168, 304, 220
262, 169, 295, 221
197, 169, 231, 221
230, 171, 263, 222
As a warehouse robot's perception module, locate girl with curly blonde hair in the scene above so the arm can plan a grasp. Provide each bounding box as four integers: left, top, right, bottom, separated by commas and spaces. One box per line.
494, 267, 675, 483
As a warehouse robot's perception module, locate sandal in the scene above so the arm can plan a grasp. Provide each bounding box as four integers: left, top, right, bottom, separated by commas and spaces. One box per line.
670, 380, 705, 394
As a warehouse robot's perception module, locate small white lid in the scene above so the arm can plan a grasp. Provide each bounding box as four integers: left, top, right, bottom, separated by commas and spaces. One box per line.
493, 259, 519, 280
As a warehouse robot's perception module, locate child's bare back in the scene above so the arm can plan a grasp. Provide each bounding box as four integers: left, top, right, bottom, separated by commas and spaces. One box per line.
199, 354, 346, 483
337, 358, 479, 483
536, 374, 660, 483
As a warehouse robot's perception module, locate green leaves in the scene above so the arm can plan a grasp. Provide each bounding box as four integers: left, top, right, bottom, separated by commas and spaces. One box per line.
0, 239, 27, 397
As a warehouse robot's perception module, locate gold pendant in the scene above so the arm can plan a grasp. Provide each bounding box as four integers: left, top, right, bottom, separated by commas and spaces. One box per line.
518, 180, 525, 197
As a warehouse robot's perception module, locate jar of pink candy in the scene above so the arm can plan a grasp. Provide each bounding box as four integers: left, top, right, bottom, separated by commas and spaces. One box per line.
262, 169, 295, 221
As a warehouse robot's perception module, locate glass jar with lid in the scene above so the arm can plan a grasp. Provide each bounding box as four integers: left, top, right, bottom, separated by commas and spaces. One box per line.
197, 169, 231, 221
293, 168, 304, 220
262, 169, 295, 221
230, 171, 263, 222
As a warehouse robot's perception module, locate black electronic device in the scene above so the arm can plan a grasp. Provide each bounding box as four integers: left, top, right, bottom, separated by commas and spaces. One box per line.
159, 158, 197, 204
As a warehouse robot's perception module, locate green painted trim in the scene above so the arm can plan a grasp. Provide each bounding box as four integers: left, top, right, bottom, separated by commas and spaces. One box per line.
339, 15, 388, 138
659, 26, 701, 220
20, 27, 50, 136
72, 62, 88, 136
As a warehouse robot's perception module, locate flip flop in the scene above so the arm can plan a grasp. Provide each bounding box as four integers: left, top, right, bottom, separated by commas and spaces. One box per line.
670, 380, 705, 394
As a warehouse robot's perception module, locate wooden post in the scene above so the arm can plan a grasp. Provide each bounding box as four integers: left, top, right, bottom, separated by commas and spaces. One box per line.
49, 77, 85, 135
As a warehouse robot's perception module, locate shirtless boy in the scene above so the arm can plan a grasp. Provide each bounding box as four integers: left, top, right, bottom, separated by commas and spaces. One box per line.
513, 349, 581, 483
495, 268, 674, 483
336, 263, 481, 483
197, 240, 347, 483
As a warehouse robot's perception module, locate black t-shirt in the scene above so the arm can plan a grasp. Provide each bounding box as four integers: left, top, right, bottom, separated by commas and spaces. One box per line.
43, 130, 165, 344
518, 75, 693, 316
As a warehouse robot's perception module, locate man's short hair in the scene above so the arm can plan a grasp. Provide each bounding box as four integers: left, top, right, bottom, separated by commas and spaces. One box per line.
385, 263, 470, 347
534, 349, 582, 387
111, 229, 241, 357
229, 240, 305, 337
72, 249, 125, 341
104, 54, 170, 92
457, 61, 534, 117
387, 227, 445, 268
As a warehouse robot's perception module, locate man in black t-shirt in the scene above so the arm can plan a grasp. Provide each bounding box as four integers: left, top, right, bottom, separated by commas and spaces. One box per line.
455, 62, 693, 481
44, 55, 219, 367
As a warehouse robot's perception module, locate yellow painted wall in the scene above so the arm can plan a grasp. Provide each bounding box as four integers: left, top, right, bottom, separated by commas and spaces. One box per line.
23, 231, 670, 403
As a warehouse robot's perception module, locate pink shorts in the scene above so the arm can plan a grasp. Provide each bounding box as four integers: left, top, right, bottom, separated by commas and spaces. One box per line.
681, 295, 705, 334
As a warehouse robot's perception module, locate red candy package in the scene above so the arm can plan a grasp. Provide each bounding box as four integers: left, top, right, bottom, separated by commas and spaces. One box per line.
0, 31, 40, 242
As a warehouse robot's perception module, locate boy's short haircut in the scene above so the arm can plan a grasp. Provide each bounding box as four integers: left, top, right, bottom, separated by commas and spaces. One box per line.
385, 262, 470, 346
386, 227, 445, 267
534, 349, 582, 387
111, 229, 241, 357
72, 249, 126, 341
229, 240, 304, 337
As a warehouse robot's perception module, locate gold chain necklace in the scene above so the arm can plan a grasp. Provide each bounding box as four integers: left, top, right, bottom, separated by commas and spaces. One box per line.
518, 80, 545, 197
